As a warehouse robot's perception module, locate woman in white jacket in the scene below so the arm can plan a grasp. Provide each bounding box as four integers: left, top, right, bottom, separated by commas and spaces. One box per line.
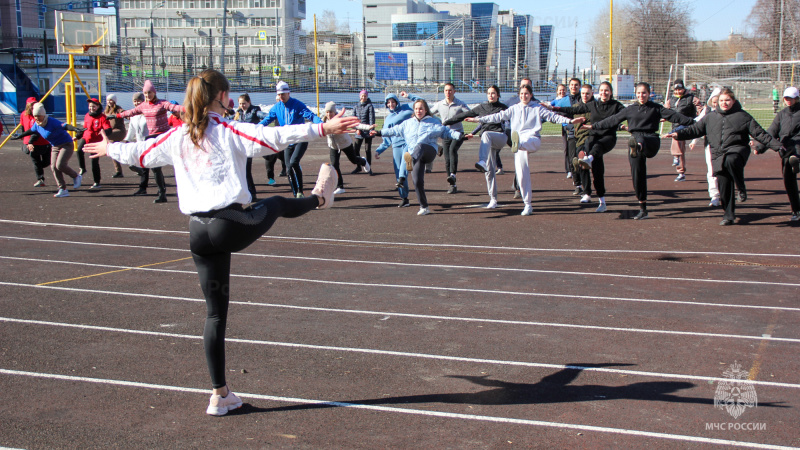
466, 84, 585, 215
84, 69, 359, 416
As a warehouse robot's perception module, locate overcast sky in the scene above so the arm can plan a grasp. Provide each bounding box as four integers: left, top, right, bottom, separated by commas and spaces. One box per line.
305, 0, 758, 71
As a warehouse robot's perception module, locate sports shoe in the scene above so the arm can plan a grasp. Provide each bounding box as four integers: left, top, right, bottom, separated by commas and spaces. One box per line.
417, 207, 430, 216
447, 185, 457, 194
510, 131, 520, 153
513, 190, 521, 199
73, 174, 82, 189
709, 197, 721, 207
579, 154, 593, 169
206, 390, 243, 416
398, 198, 410, 207
446, 174, 456, 185
737, 190, 747, 202
573, 186, 583, 196
350, 167, 362, 174
675, 173, 686, 182
34, 179, 45, 187
628, 136, 639, 158
278, 170, 287, 177
790, 155, 800, 174
496, 168, 505, 175
78, 168, 85, 175
267, 178, 276, 186
580, 194, 591, 203
791, 211, 800, 221
403, 152, 413, 171
311, 163, 336, 209
133, 188, 147, 196
362, 159, 371, 174
520, 205, 533, 216
54, 189, 69, 198
596, 203, 607, 213
485, 199, 498, 209
719, 219, 734, 226
111, 172, 124, 178
333, 187, 346, 195
295, 193, 305, 198
90, 183, 101, 189
475, 161, 488, 173
566, 172, 572, 179
396, 177, 406, 188
153, 192, 167, 203
672, 156, 680, 167
633, 209, 648, 220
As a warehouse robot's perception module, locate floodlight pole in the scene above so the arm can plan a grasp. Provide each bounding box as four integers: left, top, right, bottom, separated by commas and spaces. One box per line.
221, 0, 228, 74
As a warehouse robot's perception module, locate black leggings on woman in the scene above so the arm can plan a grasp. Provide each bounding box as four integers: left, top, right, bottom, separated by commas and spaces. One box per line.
582, 135, 617, 198
411, 144, 438, 208
189, 195, 320, 388
330, 144, 367, 188
628, 132, 661, 202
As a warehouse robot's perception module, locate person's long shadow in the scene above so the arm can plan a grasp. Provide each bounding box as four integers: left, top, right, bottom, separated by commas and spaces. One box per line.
230, 363, 788, 415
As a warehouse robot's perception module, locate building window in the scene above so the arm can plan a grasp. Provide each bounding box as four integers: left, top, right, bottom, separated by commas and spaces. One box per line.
392, 22, 444, 41
266, 0, 279, 7
298, 0, 305, 14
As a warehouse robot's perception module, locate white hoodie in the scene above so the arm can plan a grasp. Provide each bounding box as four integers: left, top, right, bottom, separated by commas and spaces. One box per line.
478, 102, 570, 141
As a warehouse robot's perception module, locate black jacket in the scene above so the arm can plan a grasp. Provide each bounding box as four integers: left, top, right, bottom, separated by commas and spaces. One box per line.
236, 105, 267, 124
444, 100, 508, 135
766, 102, 800, 153
353, 99, 376, 139
668, 93, 699, 130
675, 101, 781, 173
558, 97, 626, 143
593, 101, 694, 134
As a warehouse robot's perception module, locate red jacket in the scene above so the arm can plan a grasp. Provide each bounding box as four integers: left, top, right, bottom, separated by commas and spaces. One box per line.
21, 113, 49, 146
82, 112, 112, 143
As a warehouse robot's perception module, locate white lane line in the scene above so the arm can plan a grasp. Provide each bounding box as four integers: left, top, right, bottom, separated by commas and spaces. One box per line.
2, 237, 800, 289
2, 316, 799, 389
1, 218, 799, 259
0, 368, 795, 449
3, 281, 800, 342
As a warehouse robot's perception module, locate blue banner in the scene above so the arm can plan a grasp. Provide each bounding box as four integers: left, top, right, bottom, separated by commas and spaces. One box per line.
375, 52, 408, 81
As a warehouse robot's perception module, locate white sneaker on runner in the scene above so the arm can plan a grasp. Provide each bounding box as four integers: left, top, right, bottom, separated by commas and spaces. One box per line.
580, 194, 591, 203
54, 189, 69, 198
417, 207, 430, 216
333, 187, 345, 195
73, 174, 82, 189
362, 159, 371, 173
520, 205, 533, 216
206, 390, 243, 416
311, 163, 337, 209
485, 199, 498, 209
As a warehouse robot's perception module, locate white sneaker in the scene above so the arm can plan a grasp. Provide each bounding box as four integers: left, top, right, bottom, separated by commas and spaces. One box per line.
496, 168, 504, 175
206, 390, 243, 416
90, 183, 101, 189
73, 174, 82, 189
475, 160, 488, 173
566, 172, 572, 179
485, 199, 498, 209
417, 207, 430, 216
311, 163, 337, 209
333, 187, 346, 195
672, 156, 680, 167
709, 197, 721, 207
54, 189, 69, 198
362, 159, 371, 173
580, 194, 591, 203
792, 211, 800, 221
675, 173, 686, 182
520, 205, 533, 216
596, 203, 607, 213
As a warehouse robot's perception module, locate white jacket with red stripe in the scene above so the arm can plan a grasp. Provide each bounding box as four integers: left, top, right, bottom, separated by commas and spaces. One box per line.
107, 111, 325, 215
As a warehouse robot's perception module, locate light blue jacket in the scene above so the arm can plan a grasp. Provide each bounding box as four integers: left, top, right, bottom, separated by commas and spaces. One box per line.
380, 115, 462, 159
374, 92, 421, 155
258, 97, 322, 127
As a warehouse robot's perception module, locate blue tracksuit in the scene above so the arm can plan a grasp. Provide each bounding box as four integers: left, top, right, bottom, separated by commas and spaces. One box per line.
375, 93, 420, 199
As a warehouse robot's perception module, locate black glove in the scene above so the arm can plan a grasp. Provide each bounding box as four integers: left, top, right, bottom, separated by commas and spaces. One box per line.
9, 133, 21, 140
373, 130, 382, 137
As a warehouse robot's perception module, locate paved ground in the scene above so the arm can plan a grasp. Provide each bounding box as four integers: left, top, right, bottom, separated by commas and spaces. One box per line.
0, 135, 798, 449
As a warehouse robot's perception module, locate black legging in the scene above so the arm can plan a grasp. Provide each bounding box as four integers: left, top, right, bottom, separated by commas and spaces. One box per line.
411, 144, 438, 208
354, 136, 373, 166
263, 152, 286, 179
441, 137, 464, 175
781, 155, 800, 212
26, 144, 51, 180
76, 138, 102, 184
285, 142, 308, 195
330, 144, 367, 188
718, 153, 746, 221
189, 195, 320, 389
583, 135, 617, 198
628, 132, 661, 202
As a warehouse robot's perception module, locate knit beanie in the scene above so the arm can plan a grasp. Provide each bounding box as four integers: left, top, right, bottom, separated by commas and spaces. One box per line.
143, 80, 156, 94
32, 103, 46, 117
324, 101, 337, 113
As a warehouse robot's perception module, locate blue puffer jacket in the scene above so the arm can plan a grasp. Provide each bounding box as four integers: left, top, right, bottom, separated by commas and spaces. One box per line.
258, 97, 322, 126
380, 115, 461, 159
374, 92, 421, 155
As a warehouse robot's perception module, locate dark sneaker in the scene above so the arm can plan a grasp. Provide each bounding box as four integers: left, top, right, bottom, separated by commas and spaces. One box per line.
628, 136, 639, 158
719, 219, 734, 226
133, 188, 148, 196
633, 209, 648, 220
111, 172, 124, 178
446, 174, 456, 185
790, 155, 800, 174
350, 167, 362, 174
153, 193, 167, 203
573, 186, 583, 196
398, 198, 410, 207
737, 191, 747, 202
447, 185, 457, 194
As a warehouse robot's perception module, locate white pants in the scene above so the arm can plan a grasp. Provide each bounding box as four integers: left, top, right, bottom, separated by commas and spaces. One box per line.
514, 150, 533, 206
479, 131, 507, 164
518, 131, 542, 153
704, 144, 720, 199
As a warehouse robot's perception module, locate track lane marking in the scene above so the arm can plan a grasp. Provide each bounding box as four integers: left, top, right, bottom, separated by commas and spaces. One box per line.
36, 257, 193, 286
2, 237, 800, 288
0, 369, 795, 449
1, 219, 799, 259
2, 316, 800, 388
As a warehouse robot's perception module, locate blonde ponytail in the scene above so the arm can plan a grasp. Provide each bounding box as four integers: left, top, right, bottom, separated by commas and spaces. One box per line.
184, 69, 230, 149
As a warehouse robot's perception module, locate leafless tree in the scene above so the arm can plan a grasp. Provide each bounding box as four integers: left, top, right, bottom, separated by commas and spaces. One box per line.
745, 0, 800, 60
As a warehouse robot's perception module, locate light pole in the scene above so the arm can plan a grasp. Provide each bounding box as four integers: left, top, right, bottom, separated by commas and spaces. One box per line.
149, 1, 164, 77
